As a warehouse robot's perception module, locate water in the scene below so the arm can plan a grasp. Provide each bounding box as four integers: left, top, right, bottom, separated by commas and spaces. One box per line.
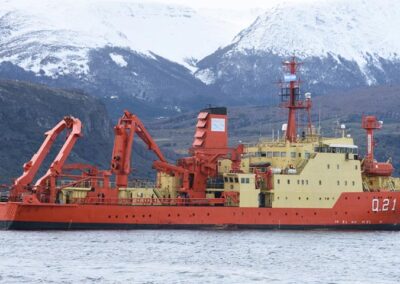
0, 230, 399, 284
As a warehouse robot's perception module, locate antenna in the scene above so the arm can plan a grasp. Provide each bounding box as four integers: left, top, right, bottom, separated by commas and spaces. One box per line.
279, 57, 312, 143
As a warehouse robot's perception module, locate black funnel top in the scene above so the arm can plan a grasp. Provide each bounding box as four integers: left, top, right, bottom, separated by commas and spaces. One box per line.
200, 107, 227, 115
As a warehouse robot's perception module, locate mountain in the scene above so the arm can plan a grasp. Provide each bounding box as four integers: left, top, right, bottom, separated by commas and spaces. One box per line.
196, 0, 400, 104
0, 0, 260, 119
0, 80, 168, 183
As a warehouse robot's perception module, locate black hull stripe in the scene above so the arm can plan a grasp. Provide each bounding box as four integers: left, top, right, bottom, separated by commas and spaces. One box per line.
1, 221, 399, 231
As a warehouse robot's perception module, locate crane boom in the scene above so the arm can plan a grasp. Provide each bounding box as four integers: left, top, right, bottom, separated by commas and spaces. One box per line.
111, 110, 166, 187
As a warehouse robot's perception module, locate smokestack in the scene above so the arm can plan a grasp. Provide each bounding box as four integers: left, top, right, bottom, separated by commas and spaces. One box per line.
192, 107, 228, 149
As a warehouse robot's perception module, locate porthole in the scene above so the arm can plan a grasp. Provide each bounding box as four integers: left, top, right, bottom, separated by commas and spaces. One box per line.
314, 212, 317, 215
125, 215, 128, 218
207, 213, 210, 216
168, 214, 171, 217
132, 215, 135, 218
177, 214, 180, 217
108, 215, 111, 218
142, 214, 145, 218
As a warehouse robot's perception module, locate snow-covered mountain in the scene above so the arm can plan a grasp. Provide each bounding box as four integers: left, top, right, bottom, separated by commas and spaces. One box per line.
196, 0, 400, 103
0, 0, 259, 76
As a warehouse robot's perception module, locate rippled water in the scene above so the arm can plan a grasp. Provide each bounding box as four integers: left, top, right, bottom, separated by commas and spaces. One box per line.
0, 230, 399, 283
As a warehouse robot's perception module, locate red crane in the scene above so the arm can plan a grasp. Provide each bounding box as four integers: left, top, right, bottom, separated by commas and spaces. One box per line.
111, 110, 167, 187
361, 116, 393, 176
10, 116, 82, 202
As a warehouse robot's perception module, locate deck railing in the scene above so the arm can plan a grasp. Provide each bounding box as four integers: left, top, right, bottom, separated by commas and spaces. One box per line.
69, 197, 225, 206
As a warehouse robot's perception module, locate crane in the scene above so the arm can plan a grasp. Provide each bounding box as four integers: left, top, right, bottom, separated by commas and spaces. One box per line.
9, 116, 82, 202
111, 110, 167, 187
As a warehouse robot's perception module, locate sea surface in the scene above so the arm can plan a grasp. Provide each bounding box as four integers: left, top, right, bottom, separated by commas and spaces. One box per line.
0, 230, 399, 283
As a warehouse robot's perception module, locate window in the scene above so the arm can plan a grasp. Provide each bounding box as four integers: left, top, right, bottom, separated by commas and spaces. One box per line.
281, 152, 287, 158
297, 180, 300, 185
337, 164, 340, 169
273, 152, 280, 157
287, 179, 290, 185
298, 153, 302, 158
267, 152, 273, 158
291, 152, 296, 158
224, 177, 228, 182
305, 152, 310, 159
277, 179, 280, 184
337, 181, 340, 186
319, 180, 322, 185
355, 165, 358, 170
306, 180, 309, 185
234, 177, 239, 183
345, 181, 348, 186
352, 181, 355, 186
327, 164, 330, 169
241, 178, 245, 183
301, 180, 304, 185
245, 178, 250, 184
229, 177, 234, 183
260, 152, 266, 157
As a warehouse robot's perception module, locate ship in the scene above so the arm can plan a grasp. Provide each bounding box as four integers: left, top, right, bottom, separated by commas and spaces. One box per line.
1, 57, 400, 230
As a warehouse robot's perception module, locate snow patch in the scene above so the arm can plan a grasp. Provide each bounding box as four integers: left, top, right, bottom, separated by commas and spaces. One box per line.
109, 53, 128, 67
195, 68, 216, 85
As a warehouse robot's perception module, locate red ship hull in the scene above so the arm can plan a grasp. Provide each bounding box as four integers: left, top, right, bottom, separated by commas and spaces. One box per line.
1, 192, 400, 230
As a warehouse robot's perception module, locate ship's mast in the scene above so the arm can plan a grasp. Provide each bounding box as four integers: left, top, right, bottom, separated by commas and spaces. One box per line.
280, 57, 312, 142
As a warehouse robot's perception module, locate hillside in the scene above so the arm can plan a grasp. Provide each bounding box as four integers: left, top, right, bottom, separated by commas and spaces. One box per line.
0, 80, 165, 184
